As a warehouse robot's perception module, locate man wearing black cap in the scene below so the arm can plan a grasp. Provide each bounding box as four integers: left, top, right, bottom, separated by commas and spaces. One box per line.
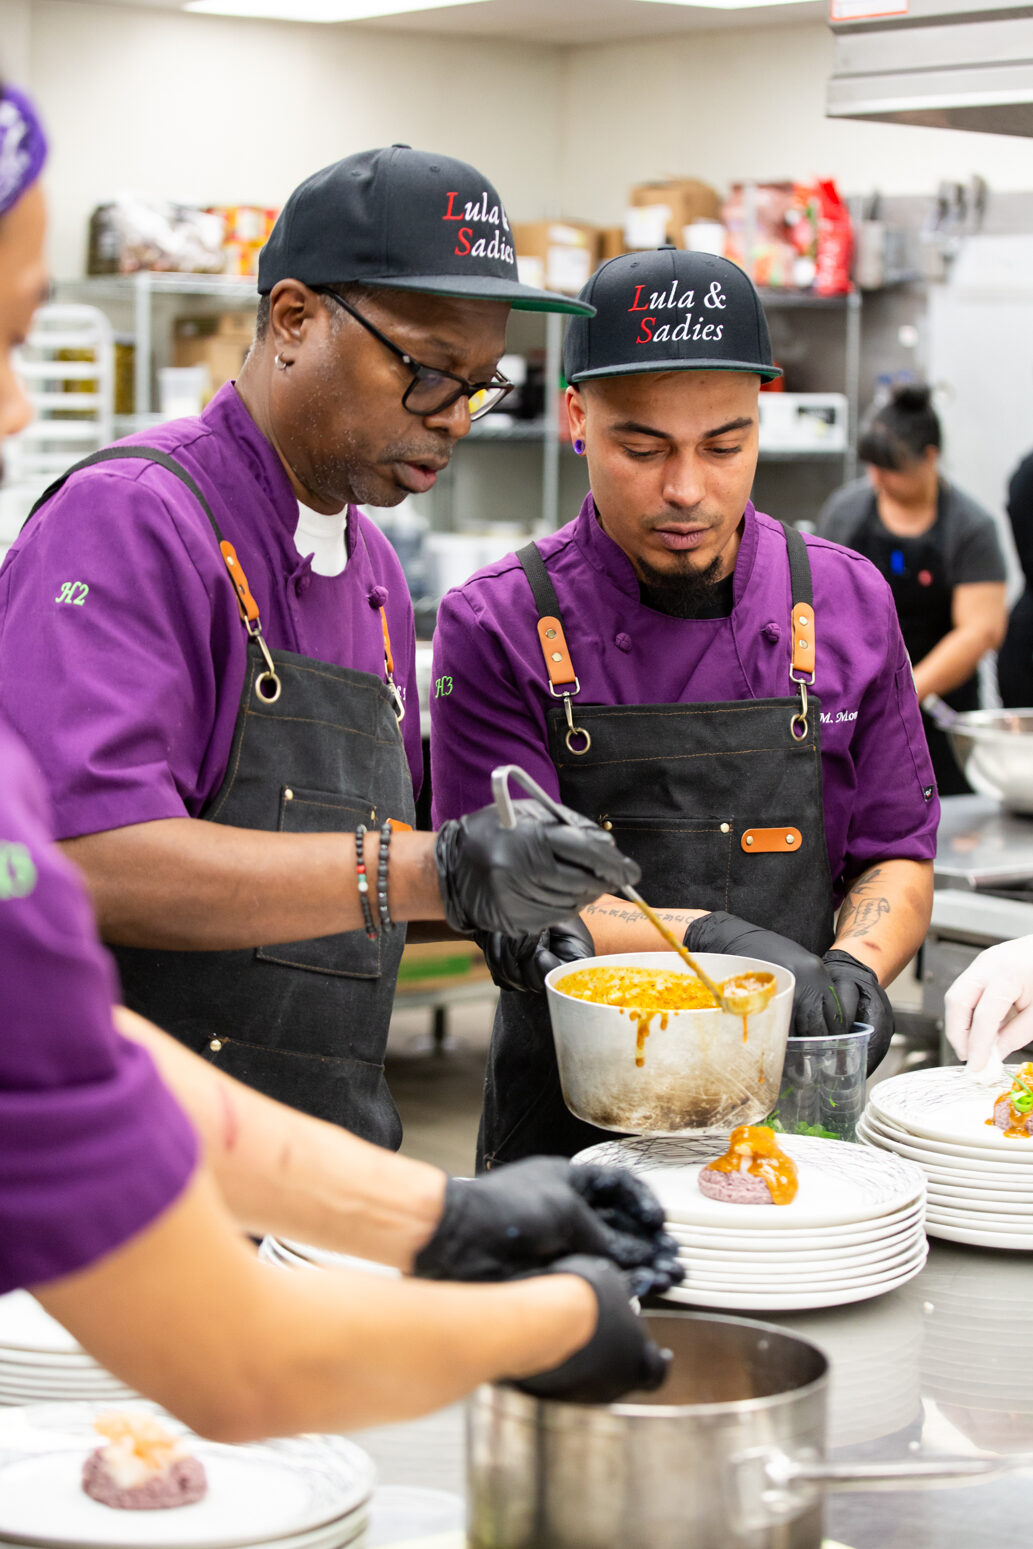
0, 145, 640, 1146
431, 248, 938, 1167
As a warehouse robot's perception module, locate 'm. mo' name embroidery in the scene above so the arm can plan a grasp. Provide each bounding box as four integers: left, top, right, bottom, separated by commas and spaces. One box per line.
628, 278, 728, 346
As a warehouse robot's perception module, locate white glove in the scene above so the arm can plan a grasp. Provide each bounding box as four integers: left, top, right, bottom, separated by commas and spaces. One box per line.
943, 935, 1033, 1077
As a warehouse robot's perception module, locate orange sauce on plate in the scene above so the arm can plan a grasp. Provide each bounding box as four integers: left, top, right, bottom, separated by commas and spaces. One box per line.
703, 1124, 799, 1205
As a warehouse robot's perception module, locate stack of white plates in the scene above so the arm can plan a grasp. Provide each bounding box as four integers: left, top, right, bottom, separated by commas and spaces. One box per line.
0, 1293, 136, 1407
0, 1401, 375, 1549
859, 1067, 1033, 1249
572, 1134, 927, 1311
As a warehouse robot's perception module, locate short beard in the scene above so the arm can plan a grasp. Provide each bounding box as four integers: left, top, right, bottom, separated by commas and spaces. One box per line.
636, 552, 725, 618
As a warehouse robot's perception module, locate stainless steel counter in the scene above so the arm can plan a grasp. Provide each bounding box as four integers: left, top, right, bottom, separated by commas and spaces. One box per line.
352, 1240, 1033, 1548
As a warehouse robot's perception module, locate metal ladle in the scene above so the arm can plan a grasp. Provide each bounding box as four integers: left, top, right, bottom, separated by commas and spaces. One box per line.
490, 764, 776, 1018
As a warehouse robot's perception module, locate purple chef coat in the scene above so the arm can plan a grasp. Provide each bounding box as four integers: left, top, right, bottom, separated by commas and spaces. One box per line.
431, 496, 939, 903
0, 714, 197, 1294
0, 384, 421, 841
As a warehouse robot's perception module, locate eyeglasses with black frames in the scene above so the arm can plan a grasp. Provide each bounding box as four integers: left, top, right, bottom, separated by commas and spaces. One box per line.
318, 289, 513, 422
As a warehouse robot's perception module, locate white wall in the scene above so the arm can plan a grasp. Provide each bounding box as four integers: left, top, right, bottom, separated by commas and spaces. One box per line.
8, 0, 563, 277
556, 23, 1033, 222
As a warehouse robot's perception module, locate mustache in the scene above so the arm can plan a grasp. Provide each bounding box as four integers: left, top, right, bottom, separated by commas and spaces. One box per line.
381, 440, 453, 470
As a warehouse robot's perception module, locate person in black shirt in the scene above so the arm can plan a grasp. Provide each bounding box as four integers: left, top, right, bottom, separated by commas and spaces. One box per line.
998, 449, 1033, 708
818, 383, 1007, 796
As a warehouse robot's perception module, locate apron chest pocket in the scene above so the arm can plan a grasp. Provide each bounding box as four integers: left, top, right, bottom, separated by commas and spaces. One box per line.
256, 784, 382, 980
598, 813, 735, 913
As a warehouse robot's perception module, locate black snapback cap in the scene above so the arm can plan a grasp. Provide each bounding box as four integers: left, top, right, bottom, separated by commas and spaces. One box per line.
258, 144, 594, 317
563, 247, 781, 383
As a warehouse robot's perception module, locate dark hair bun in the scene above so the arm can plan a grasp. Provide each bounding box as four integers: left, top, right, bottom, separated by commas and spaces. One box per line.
890, 382, 932, 413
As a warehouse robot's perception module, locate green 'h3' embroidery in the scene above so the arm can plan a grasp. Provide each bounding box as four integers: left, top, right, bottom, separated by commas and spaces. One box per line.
55, 581, 89, 606
0, 842, 38, 900
434, 676, 453, 698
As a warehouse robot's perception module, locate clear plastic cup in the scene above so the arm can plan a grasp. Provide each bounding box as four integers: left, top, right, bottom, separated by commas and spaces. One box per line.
765, 1023, 872, 1142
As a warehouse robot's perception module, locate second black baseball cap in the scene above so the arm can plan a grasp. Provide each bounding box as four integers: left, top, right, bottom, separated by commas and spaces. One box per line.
564, 247, 781, 383
258, 144, 594, 317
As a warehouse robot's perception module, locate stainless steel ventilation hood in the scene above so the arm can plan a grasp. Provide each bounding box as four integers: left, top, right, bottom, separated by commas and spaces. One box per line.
827, 0, 1033, 137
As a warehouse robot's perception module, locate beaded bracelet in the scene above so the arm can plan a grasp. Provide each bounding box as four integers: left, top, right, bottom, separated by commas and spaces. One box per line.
378, 821, 394, 930
355, 825, 377, 941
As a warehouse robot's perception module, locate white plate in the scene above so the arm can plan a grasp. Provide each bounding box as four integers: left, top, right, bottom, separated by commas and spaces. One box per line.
859, 1110, 1033, 1174
925, 1187, 1033, 1217
573, 1134, 924, 1230
661, 1241, 928, 1311
868, 1067, 1033, 1154
925, 1219, 1033, 1250
0, 1295, 86, 1357
665, 1200, 924, 1246
665, 1222, 924, 1266
925, 1205, 1033, 1234
0, 1403, 375, 1549
676, 1244, 925, 1290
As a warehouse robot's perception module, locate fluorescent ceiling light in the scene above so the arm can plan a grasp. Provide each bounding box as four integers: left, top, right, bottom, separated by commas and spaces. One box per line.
634, 0, 815, 8
186, 0, 490, 20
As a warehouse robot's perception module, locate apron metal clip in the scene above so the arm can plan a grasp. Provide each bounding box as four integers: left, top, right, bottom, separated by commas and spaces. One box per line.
549, 675, 591, 755
249, 622, 282, 705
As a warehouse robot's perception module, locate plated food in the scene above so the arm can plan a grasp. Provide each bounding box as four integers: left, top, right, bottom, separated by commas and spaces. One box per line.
82, 1412, 207, 1511
698, 1125, 800, 1206
991, 1063, 1033, 1139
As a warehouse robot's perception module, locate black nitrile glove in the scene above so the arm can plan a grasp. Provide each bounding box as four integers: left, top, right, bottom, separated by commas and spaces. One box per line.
413, 1157, 683, 1298
823, 948, 895, 1073
685, 911, 843, 1039
435, 799, 639, 938
510, 1255, 671, 1405
476, 916, 596, 994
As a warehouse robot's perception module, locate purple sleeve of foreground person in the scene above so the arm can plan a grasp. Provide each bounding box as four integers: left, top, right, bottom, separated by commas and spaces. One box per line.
430, 585, 562, 825
0, 718, 198, 1295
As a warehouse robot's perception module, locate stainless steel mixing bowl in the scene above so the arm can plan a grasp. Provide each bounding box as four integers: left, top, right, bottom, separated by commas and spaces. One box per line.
946, 709, 1033, 813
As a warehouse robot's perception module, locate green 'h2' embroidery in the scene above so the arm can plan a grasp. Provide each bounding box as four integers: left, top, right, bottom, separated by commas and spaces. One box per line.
55, 581, 89, 606
0, 842, 38, 900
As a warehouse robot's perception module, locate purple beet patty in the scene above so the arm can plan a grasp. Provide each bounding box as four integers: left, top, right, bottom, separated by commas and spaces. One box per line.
82, 1449, 208, 1510
698, 1167, 776, 1204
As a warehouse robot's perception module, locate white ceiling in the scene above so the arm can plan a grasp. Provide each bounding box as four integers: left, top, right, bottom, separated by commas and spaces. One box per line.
55, 0, 826, 42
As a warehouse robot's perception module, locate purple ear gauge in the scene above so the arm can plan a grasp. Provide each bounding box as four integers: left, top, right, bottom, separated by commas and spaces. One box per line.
573, 438, 586, 455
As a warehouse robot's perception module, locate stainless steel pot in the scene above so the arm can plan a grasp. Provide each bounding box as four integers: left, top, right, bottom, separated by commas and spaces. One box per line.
544, 952, 794, 1135
925, 700, 1033, 813
466, 1312, 1028, 1549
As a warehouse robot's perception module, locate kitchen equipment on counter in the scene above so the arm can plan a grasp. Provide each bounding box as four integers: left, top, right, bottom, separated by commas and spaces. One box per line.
0, 1401, 375, 1549
0, 1291, 137, 1408
925, 700, 1033, 815
467, 1310, 1026, 1549
573, 1134, 927, 1311
545, 951, 794, 1134
859, 1065, 1033, 1248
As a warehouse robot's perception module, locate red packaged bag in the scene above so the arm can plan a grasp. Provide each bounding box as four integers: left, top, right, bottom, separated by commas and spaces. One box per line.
814, 178, 852, 296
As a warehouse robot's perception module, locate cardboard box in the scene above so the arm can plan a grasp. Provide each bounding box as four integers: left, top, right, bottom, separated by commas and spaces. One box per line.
173, 312, 256, 392
599, 226, 629, 264
512, 221, 599, 295
625, 179, 722, 248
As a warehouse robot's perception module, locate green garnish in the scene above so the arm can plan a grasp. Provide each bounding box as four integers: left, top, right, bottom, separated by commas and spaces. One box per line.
1012, 1091, 1033, 1115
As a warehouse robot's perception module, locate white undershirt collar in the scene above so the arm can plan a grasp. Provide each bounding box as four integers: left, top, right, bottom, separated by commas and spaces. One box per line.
294, 502, 349, 577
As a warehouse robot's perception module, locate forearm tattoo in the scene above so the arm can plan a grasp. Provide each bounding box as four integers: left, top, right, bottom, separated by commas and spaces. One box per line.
583, 901, 687, 929
836, 865, 890, 942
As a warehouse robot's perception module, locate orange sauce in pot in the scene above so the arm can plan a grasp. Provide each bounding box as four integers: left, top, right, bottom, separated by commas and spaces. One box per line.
703, 1125, 799, 1205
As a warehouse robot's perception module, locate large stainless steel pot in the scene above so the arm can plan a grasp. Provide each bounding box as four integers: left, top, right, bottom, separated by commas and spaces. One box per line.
544, 952, 794, 1135
927, 701, 1033, 813
467, 1312, 1027, 1549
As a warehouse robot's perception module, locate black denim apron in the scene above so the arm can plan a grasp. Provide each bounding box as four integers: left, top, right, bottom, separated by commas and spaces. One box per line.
27, 449, 415, 1147
478, 522, 834, 1168
848, 490, 966, 796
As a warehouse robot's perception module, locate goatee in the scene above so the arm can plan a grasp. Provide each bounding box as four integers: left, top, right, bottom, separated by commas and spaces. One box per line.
637, 552, 725, 618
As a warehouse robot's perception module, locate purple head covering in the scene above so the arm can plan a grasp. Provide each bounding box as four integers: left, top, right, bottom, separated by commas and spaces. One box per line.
0, 85, 47, 218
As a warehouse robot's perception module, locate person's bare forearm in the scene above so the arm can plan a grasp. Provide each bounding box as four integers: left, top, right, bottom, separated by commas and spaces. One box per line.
580, 895, 706, 955
61, 818, 443, 948
37, 1171, 596, 1443
913, 626, 996, 700
832, 859, 932, 983
113, 1008, 446, 1269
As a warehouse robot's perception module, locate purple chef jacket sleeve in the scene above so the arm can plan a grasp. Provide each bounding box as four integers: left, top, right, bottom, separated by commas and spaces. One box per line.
836, 577, 939, 886
0, 717, 198, 1295
0, 469, 230, 839
430, 586, 561, 824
